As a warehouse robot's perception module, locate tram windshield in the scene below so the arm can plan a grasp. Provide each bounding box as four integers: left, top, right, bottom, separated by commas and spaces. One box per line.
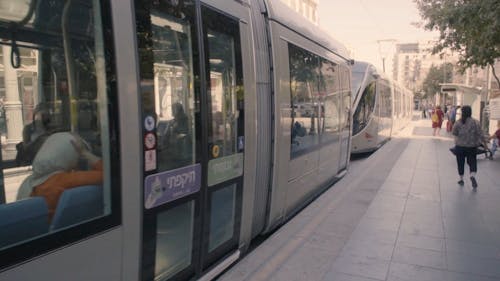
0, 0, 115, 249
351, 71, 364, 98
352, 80, 376, 136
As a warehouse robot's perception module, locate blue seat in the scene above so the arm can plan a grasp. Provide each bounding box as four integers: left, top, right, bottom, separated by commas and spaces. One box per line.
51, 185, 103, 231
0, 197, 49, 249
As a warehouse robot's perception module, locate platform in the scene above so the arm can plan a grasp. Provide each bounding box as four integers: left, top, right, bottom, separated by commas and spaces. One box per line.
219, 117, 500, 281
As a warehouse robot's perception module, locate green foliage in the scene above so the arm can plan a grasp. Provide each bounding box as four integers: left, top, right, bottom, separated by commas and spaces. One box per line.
422, 63, 453, 98
415, 0, 500, 85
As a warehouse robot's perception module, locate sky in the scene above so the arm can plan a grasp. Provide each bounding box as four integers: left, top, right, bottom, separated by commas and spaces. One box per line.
318, 0, 438, 71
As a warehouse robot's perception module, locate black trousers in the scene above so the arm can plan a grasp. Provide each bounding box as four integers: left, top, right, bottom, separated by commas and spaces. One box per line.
455, 146, 477, 176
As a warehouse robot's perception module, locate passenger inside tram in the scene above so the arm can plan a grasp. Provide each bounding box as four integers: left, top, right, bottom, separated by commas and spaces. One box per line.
15, 103, 56, 166
16, 132, 103, 220
158, 102, 192, 170
170, 102, 189, 137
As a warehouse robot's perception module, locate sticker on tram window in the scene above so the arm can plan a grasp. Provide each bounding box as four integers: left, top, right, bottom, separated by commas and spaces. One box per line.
145, 149, 157, 171
144, 133, 156, 149
144, 115, 155, 132
212, 144, 220, 158
144, 163, 201, 209
207, 153, 244, 186
238, 136, 244, 151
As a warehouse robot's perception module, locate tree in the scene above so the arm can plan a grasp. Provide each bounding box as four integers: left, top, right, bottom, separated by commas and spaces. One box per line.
415, 0, 500, 87
422, 63, 453, 98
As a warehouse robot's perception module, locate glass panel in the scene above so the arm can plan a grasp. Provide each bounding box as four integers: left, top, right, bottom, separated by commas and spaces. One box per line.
155, 201, 195, 280
340, 66, 351, 131
208, 184, 236, 252
147, 10, 197, 172
0, 0, 113, 249
351, 71, 364, 96
207, 29, 242, 159
318, 58, 340, 144
341, 92, 351, 130
289, 44, 320, 158
379, 81, 392, 118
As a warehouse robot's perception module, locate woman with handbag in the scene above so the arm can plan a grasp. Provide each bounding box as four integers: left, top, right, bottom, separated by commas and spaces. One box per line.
451, 106, 485, 189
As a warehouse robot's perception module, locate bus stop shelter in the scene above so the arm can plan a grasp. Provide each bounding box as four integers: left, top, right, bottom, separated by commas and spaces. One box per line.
440, 83, 483, 120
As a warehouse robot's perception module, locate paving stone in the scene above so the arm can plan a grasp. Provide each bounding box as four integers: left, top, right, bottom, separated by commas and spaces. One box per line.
322, 271, 383, 281
392, 245, 447, 270
330, 254, 390, 281
387, 262, 448, 281
396, 233, 446, 252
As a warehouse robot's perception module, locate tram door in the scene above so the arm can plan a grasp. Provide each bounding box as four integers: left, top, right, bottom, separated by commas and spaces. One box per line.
136, 1, 245, 280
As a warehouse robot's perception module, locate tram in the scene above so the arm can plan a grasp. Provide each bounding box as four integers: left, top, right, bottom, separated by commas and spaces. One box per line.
351, 61, 412, 154
0, 0, 352, 280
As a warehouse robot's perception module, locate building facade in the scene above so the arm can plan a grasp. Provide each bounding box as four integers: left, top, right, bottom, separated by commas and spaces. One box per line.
392, 41, 457, 93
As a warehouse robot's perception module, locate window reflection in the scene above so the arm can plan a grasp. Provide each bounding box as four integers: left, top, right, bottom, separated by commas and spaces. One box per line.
318, 59, 340, 144
207, 29, 242, 158
0, 0, 112, 249
379, 81, 392, 118
154, 201, 194, 281
289, 44, 320, 157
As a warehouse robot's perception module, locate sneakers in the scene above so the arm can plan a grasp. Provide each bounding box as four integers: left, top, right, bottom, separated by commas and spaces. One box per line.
470, 177, 478, 189
458, 180, 464, 186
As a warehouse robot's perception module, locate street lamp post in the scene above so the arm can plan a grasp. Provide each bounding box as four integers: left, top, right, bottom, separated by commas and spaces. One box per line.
377, 39, 396, 74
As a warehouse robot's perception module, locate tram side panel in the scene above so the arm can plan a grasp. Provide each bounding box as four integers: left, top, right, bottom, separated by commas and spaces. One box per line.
248, 0, 274, 239
266, 21, 350, 226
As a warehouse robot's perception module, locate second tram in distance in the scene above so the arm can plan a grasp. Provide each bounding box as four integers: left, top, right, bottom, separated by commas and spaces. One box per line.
351, 61, 413, 154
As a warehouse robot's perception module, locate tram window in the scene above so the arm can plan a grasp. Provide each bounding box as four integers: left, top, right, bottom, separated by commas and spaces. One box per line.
206, 28, 243, 159
339, 66, 351, 130
288, 44, 320, 158
139, 9, 198, 172
395, 87, 401, 117
379, 82, 392, 118
154, 201, 195, 280
0, 0, 118, 254
318, 58, 340, 144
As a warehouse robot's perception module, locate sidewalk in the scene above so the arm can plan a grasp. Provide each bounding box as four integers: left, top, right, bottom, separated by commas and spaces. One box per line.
219, 118, 500, 281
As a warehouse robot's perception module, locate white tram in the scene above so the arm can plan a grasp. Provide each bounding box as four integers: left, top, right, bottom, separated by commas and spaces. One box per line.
351, 61, 413, 154
0, 0, 352, 280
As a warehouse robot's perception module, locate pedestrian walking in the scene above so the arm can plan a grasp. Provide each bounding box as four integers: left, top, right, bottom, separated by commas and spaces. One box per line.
431, 105, 444, 136
488, 120, 500, 158
451, 106, 485, 189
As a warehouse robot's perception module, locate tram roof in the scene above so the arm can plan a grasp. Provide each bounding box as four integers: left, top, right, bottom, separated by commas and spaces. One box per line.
263, 0, 351, 62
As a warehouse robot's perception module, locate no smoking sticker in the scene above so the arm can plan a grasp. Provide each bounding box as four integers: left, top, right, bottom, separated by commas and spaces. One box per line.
144, 133, 156, 149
